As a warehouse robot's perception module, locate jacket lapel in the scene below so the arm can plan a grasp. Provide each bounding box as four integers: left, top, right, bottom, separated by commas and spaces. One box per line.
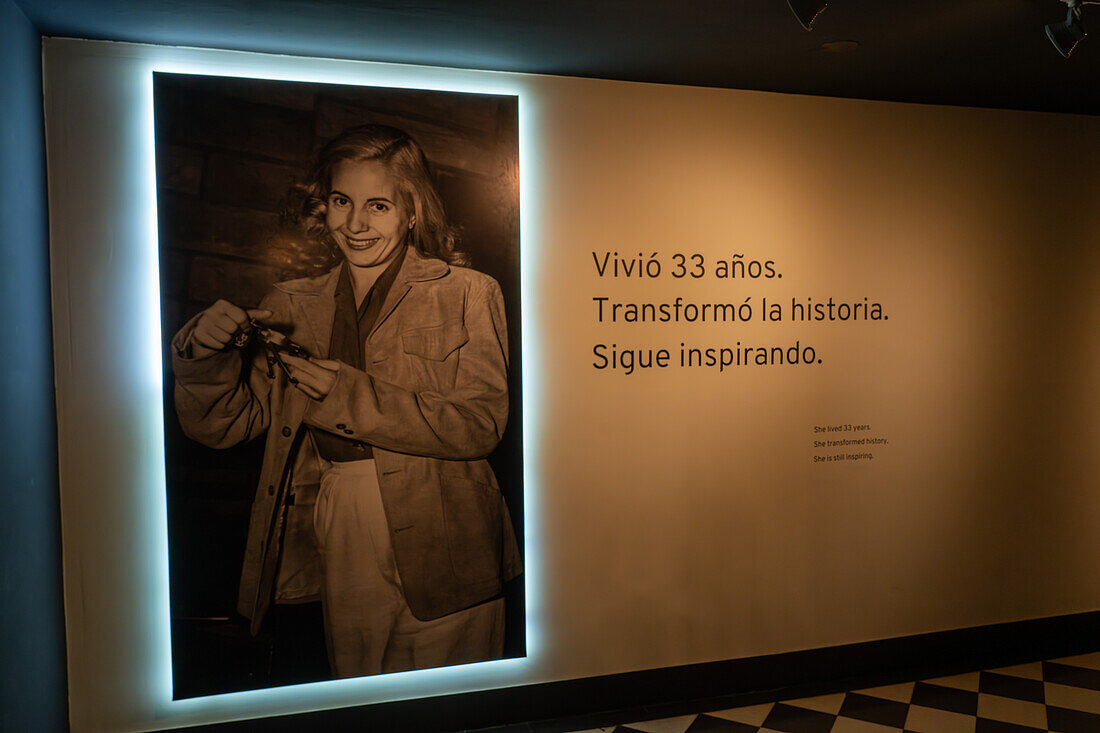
274, 267, 341, 359
273, 251, 448, 351
369, 249, 449, 340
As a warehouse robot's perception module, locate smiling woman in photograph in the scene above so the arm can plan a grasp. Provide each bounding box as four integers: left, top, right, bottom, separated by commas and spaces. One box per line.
170, 123, 521, 680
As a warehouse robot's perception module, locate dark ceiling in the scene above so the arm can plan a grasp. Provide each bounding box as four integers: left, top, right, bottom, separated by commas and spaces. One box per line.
15, 0, 1100, 116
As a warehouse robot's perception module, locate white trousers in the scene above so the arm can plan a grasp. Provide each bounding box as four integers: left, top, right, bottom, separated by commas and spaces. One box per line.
313, 459, 505, 678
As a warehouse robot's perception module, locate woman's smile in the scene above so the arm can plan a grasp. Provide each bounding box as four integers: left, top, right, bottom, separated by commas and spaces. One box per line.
325, 158, 411, 269
342, 234, 381, 249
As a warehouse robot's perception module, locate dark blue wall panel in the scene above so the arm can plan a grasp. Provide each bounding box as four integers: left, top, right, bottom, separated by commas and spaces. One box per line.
0, 1, 67, 730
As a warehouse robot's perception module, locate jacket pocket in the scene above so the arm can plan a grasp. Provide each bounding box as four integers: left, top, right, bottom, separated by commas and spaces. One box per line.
439, 472, 502, 584
401, 321, 468, 361
399, 321, 469, 391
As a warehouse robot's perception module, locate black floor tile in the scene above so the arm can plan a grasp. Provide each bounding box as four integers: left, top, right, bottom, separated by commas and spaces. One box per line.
837, 692, 910, 728
761, 703, 836, 733
1043, 662, 1100, 692
1047, 704, 1100, 732
911, 681, 979, 715
687, 715, 760, 732
546, 656, 1100, 733
975, 717, 1046, 733
979, 671, 1045, 703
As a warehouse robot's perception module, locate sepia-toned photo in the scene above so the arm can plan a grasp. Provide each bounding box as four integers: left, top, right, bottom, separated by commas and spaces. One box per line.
154, 73, 523, 698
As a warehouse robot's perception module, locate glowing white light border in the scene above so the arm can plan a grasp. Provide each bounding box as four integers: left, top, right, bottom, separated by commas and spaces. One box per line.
127, 45, 539, 728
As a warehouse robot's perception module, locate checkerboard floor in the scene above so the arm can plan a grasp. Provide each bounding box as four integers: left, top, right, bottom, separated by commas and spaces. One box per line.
569, 653, 1100, 733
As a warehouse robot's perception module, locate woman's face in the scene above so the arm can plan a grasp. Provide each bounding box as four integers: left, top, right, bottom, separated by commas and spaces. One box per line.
325, 158, 412, 269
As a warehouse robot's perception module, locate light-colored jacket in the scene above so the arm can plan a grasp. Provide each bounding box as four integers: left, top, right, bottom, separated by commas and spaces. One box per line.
172, 249, 521, 633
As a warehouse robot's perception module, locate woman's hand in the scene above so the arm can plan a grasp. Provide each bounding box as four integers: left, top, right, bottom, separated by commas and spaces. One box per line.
282, 355, 340, 400
189, 300, 272, 359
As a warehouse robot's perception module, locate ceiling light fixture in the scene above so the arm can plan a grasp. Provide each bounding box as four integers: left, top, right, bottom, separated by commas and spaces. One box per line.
787, 0, 828, 31
1046, 0, 1092, 57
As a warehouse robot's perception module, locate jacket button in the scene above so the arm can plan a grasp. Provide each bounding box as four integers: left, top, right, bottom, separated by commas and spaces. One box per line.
336, 423, 347, 430
343, 428, 354, 435
266, 485, 274, 496
281, 427, 292, 437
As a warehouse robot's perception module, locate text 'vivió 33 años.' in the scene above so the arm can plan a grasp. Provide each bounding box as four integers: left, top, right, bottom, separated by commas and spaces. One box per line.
592, 251, 780, 279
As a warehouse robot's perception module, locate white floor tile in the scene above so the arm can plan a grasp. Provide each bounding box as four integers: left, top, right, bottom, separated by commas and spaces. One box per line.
854, 682, 914, 703
905, 704, 976, 733
1052, 651, 1100, 671
988, 662, 1043, 680
831, 717, 904, 733
977, 692, 1046, 729
622, 715, 696, 733
707, 703, 773, 726
785, 692, 846, 714
575, 654, 1100, 733
1046, 681, 1100, 715
925, 672, 980, 692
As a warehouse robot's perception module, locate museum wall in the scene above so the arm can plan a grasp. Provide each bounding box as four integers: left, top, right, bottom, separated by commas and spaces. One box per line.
41, 39, 1100, 732
533, 77, 1100, 675
0, 2, 68, 732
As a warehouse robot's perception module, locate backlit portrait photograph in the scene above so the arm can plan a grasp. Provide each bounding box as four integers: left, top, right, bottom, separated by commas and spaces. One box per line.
154, 73, 523, 698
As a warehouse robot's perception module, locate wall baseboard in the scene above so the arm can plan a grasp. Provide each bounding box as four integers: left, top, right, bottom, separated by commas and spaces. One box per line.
180, 609, 1100, 732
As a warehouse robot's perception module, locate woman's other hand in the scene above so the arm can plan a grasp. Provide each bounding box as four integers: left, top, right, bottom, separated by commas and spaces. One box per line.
283, 355, 339, 400
190, 300, 272, 358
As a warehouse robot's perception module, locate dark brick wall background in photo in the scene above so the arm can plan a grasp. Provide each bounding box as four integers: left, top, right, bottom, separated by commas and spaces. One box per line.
153, 73, 522, 699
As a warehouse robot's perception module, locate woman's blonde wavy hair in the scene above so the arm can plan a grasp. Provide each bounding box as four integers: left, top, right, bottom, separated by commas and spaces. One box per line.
282, 124, 468, 270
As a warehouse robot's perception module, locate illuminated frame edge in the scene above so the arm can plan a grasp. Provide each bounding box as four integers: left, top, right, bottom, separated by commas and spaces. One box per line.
120, 42, 542, 728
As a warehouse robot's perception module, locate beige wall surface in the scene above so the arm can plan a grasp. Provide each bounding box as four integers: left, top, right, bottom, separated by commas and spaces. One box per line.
534, 77, 1100, 674
44, 39, 1100, 732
